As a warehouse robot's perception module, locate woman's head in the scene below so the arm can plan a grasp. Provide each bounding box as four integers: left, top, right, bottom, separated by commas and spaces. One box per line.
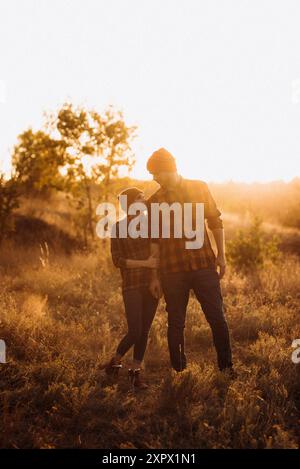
118, 187, 144, 213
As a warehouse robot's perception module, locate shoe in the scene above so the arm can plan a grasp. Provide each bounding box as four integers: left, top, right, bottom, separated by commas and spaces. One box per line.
128, 368, 149, 390
102, 358, 122, 377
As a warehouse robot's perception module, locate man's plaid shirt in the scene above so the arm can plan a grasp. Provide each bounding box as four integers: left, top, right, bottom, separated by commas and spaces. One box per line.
110, 217, 151, 291
147, 176, 223, 274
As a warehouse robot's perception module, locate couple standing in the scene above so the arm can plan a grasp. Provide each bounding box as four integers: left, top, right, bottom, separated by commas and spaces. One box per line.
104, 148, 233, 389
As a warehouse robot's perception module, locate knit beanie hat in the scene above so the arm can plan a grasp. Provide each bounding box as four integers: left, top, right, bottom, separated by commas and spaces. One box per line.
146, 148, 177, 174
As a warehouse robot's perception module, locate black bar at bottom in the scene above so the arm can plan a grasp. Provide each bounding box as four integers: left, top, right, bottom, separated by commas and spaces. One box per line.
0, 449, 299, 467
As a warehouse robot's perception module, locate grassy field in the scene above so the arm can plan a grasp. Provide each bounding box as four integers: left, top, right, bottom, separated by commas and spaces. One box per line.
0, 192, 300, 449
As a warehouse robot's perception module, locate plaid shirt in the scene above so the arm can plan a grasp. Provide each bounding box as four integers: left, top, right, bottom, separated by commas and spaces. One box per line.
110, 217, 151, 291
147, 176, 223, 274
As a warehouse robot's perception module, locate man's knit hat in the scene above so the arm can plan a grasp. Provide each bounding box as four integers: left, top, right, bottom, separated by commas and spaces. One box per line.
146, 148, 177, 174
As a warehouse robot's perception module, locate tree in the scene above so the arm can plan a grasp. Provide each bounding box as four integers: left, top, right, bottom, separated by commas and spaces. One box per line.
0, 174, 19, 244
12, 129, 67, 196
54, 103, 136, 244
11, 102, 137, 246
90, 106, 137, 201
55, 103, 96, 243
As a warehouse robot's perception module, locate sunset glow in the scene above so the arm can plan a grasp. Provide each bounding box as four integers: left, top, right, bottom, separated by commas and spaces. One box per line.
1, 0, 300, 182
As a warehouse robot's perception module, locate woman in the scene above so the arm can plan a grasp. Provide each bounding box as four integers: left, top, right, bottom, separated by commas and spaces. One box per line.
104, 187, 159, 389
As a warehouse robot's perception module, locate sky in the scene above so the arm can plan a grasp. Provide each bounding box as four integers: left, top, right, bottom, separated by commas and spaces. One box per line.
0, 0, 300, 183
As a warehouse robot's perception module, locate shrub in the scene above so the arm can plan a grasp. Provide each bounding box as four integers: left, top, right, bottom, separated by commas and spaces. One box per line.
0, 175, 19, 244
227, 217, 280, 273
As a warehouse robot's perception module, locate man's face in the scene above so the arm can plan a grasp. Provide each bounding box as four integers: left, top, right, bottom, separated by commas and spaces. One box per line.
152, 172, 177, 188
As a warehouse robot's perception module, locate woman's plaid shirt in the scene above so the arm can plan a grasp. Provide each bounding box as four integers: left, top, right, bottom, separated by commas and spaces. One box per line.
146, 177, 223, 274
110, 217, 151, 291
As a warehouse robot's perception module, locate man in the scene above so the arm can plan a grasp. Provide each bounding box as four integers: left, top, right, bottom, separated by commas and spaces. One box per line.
146, 148, 233, 374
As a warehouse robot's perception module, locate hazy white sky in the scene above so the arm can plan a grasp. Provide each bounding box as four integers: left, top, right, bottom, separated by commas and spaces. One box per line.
0, 0, 300, 182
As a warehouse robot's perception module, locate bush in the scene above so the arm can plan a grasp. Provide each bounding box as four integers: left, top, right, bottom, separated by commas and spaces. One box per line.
227, 217, 280, 273
280, 203, 300, 229
0, 175, 19, 244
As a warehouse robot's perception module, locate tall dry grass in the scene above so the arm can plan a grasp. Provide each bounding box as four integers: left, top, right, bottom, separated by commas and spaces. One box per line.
0, 235, 299, 448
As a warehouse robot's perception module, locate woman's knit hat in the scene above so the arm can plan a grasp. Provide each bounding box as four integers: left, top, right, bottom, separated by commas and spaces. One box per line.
118, 187, 143, 208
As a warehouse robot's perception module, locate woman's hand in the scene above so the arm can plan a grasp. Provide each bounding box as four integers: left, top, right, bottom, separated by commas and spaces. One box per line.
149, 277, 162, 299
125, 255, 159, 269
144, 254, 160, 269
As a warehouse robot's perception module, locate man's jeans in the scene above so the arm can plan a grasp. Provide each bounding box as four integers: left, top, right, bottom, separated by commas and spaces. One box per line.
161, 268, 232, 371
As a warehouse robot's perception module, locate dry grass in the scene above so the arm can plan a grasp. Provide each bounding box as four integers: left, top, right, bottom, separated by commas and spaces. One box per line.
0, 233, 299, 449
1, 188, 300, 448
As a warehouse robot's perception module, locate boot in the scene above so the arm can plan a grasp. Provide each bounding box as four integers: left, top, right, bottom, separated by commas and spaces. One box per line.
128, 368, 149, 390
102, 357, 122, 377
